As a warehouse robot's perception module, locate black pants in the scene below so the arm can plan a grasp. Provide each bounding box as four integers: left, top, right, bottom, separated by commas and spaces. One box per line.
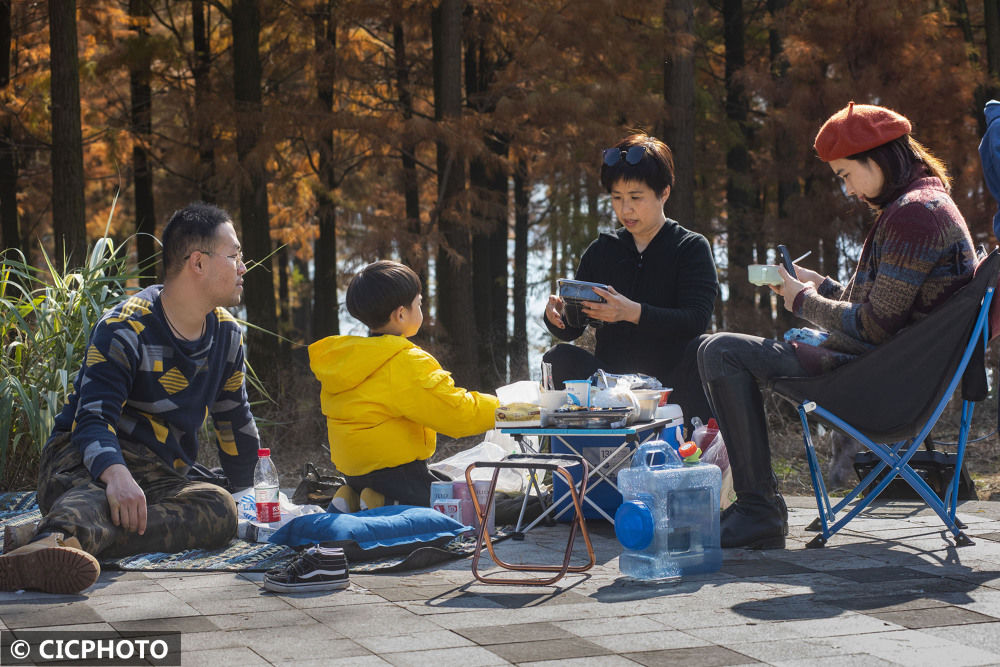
343, 459, 451, 507
542, 336, 713, 432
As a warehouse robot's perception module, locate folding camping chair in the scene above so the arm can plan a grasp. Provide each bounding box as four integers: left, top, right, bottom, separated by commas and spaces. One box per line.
771, 249, 999, 548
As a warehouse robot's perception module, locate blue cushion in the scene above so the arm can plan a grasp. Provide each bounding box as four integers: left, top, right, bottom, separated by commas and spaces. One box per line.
267, 505, 472, 561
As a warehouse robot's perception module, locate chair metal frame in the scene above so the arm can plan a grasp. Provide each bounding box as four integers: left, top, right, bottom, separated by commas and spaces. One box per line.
465, 454, 595, 585
792, 282, 995, 549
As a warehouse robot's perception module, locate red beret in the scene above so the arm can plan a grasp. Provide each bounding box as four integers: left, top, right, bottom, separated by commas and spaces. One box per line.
814, 102, 912, 162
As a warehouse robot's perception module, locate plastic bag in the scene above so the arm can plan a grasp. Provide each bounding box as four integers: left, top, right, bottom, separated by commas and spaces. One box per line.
232, 488, 325, 523
231, 488, 325, 543
589, 370, 662, 391
701, 432, 735, 509
591, 378, 640, 411
429, 431, 530, 494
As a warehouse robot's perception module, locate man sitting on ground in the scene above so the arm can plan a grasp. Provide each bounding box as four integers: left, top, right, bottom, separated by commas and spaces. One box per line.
0, 203, 261, 594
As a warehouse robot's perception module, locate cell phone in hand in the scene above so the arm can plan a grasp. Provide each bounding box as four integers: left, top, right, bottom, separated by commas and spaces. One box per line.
777, 245, 797, 279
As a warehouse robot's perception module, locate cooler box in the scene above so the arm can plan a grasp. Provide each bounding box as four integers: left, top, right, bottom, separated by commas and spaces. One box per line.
551, 405, 684, 522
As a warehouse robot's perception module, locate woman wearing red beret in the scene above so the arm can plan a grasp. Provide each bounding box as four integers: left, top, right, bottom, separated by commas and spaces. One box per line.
696, 102, 978, 550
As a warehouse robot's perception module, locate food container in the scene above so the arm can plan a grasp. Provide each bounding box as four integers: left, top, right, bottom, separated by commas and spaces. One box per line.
547, 407, 633, 429
631, 389, 666, 422
494, 402, 541, 428
540, 389, 568, 427
472, 479, 497, 535
432, 498, 463, 524
748, 264, 783, 286
430, 481, 455, 505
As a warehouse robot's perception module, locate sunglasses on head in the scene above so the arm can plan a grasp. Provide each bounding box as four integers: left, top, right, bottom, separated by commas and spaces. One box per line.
603, 144, 648, 167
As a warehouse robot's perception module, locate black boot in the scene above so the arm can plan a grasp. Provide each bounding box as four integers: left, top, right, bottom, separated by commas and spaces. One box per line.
720, 477, 788, 537
706, 374, 786, 549
773, 473, 789, 537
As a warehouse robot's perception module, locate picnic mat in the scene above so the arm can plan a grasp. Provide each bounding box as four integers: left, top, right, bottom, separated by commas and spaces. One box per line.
0, 492, 509, 574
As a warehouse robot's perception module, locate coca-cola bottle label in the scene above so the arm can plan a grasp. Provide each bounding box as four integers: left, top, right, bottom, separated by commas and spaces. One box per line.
254, 485, 281, 523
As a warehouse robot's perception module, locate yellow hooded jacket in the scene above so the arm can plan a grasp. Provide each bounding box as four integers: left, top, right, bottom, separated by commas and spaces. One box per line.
308, 334, 500, 476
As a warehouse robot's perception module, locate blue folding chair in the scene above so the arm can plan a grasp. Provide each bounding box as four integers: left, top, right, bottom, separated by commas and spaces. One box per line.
771, 249, 999, 548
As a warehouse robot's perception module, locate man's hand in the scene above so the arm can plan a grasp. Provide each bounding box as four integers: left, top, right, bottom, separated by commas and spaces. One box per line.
772, 266, 815, 313
545, 294, 566, 328
583, 286, 642, 324
100, 464, 147, 535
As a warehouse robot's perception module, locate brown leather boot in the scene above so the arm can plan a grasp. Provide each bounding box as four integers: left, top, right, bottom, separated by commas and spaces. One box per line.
2, 521, 40, 554
0, 533, 100, 594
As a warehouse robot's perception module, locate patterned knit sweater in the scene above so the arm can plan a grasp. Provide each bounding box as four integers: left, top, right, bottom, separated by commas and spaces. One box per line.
49, 285, 260, 488
791, 174, 977, 374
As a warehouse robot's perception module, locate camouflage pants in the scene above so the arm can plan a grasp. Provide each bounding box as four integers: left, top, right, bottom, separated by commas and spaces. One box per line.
36, 432, 237, 559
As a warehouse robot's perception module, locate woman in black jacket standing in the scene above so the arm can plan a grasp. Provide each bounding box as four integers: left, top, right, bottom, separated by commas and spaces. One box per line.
543, 133, 719, 427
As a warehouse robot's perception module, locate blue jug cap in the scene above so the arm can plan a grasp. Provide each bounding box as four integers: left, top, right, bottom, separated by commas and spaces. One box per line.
615, 500, 654, 551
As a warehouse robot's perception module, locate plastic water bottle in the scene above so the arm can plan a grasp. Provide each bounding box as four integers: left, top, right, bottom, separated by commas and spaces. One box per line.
614, 440, 721, 580
254, 448, 281, 523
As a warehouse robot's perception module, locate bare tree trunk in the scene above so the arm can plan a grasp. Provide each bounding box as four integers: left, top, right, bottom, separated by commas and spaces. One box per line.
129, 0, 156, 285
0, 115, 16, 254
662, 0, 697, 231
432, 0, 477, 388
48, 0, 86, 272
277, 244, 290, 356
393, 15, 425, 284
987, 0, 1000, 84
510, 159, 529, 380
0, 1, 8, 89
192, 0, 215, 203
232, 0, 278, 365
469, 137, 508, 389
0, 0, 21, 255
723, 0, 754, 330
293, 254, 311, 341
312, 1, 340, 339
466, 11, 508, 388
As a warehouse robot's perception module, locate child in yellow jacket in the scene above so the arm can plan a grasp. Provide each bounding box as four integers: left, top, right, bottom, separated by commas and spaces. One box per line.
308, 260, 499, 511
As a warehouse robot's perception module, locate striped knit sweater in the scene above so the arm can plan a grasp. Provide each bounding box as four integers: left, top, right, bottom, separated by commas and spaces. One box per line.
49, 285, 260, 488
791, 174, 977, 374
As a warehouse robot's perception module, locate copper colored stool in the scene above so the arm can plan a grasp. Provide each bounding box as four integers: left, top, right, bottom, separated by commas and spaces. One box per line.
465, 453, 595, 586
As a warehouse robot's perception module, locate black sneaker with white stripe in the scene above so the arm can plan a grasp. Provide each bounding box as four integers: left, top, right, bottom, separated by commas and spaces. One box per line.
262, 545, 349, 593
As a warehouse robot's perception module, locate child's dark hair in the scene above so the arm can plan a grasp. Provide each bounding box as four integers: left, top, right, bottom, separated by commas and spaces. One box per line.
161, 202, 233, 279
346, 260, 422, 329
599, 133, 675, 195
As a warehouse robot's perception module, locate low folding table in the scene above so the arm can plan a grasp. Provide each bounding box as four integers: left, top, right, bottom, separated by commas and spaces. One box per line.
498, 416, 678, 532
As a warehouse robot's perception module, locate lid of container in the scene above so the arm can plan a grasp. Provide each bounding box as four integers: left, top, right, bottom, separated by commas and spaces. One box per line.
258, 448, 270, 457
614, 500, 654, 551
654, 403, 683, 421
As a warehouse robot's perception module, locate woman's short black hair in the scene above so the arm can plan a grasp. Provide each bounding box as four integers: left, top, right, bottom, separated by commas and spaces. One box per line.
161, 202, 233, 279
848, 135, 951, 208
346, 260, 422, 329
599, 133, 675, 195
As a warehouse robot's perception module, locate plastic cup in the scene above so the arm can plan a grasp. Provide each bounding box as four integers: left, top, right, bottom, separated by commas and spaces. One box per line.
564, 380, 591, 408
